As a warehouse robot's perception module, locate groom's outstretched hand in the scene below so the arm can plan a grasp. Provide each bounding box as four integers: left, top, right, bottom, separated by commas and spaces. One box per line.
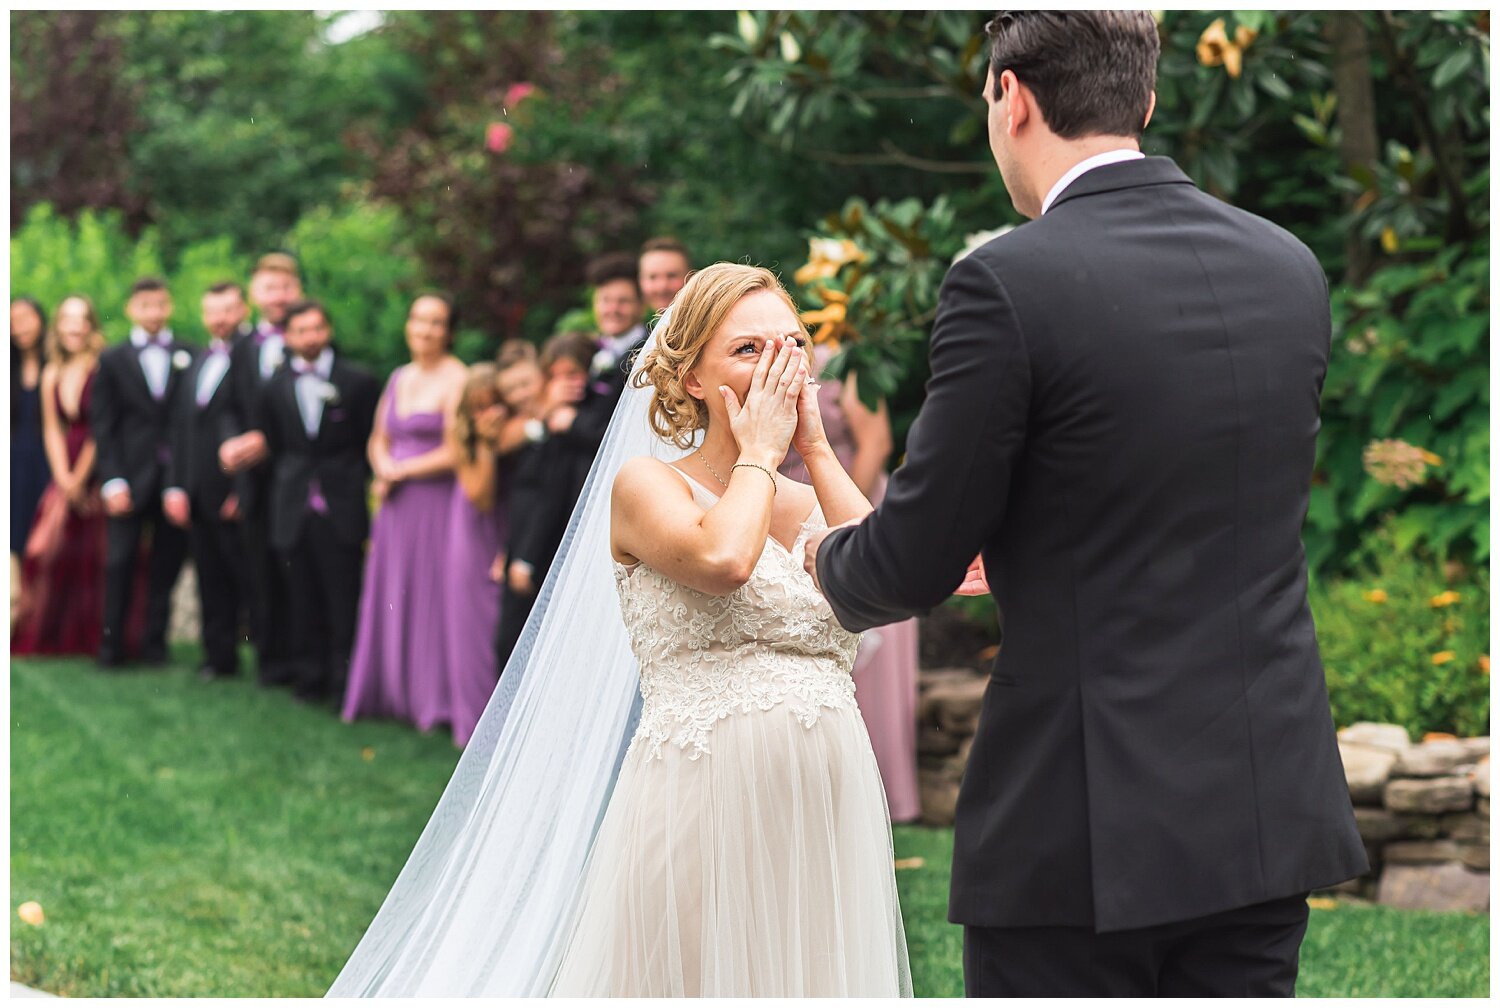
803, 517, 862, 595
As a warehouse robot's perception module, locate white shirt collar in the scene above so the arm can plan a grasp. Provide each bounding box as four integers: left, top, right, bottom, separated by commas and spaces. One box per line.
1041, 149, 1145, 215
130, 326, 173, 347
602, 324, 646, 357
293, 346, 335, 379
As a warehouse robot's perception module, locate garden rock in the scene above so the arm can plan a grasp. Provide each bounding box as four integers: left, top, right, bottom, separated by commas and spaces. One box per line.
1353, 807, 1404, 845
1377, 862, 1489, 912
1337, 722, 1412, 753
1393, 739, 1475, 777
1339, 742, 1398, 805
1383, 840, 1460, 864
1384, 777, 1473, 814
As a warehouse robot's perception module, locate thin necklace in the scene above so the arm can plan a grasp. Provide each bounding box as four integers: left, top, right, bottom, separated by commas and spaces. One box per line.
698, 450, 732, 489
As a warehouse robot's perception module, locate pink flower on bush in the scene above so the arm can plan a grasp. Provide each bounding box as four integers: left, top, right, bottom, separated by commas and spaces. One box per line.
504, 82, 536, 109
486, 122, 514, 154
1362, 438, 1440, 489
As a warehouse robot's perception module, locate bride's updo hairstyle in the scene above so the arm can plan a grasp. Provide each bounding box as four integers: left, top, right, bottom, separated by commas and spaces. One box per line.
634, 262, 803, 449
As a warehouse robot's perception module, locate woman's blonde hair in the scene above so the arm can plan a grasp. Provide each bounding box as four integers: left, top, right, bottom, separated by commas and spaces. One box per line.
45, 294, 106, 365
452, 362, 502, 463
634, 262, 801, 449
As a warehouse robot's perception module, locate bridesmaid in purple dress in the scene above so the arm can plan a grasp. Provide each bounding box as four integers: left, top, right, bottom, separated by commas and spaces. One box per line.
342, 295, 469, 732
781, 344, 922, 822
441, 363, 510, 747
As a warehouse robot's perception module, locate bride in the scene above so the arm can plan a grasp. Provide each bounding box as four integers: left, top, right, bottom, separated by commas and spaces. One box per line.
329, 263, 911, 997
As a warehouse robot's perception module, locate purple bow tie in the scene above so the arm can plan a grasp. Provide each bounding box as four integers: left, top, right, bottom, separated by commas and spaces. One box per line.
256, 323, 283, 346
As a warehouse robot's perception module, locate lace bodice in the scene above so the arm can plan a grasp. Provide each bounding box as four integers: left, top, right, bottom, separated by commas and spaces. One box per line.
614, 471, 861, 760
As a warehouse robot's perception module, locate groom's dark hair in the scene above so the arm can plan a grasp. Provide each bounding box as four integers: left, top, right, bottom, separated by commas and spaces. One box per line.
985, 11, 1159, 139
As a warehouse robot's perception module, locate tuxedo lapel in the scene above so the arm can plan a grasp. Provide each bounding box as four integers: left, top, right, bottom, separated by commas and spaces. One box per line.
119, 346, 159, 411
278, 370, 314, 450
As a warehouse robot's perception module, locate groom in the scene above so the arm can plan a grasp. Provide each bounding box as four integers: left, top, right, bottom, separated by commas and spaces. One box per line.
806, 11, 1366, 998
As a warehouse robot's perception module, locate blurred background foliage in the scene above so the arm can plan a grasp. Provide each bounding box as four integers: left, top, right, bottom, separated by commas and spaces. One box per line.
9, 10, 1489, 725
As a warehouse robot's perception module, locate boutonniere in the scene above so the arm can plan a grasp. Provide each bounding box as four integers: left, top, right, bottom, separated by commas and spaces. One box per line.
590, 348, 616, 378
590, 379, 612, 397
314, 379, 341, 406
172, 350, 193, 370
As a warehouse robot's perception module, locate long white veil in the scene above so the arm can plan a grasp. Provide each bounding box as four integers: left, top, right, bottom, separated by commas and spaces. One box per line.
328, 314, 677, 997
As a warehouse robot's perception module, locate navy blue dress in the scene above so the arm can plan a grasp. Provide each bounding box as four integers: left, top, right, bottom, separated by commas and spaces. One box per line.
11, 380, 50, 555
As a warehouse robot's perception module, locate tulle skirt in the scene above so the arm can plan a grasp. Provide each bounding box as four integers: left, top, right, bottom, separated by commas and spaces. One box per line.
548, 702, 911, 997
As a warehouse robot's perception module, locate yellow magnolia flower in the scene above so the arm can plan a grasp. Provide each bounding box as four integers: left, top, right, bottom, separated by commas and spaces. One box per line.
794, 238, 867, 287
1429, 591, 1462, 609
1363, 589, 1388, 604
1196, 18, 1257, 78
800, 288, 853, 346
1431, 651, 1457, 666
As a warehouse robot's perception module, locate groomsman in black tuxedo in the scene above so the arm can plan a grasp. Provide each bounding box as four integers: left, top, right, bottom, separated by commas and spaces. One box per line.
218, 252, 304, 685
250, 300, 379, 703
163, 281, 253, 680
92, 277, 191, 666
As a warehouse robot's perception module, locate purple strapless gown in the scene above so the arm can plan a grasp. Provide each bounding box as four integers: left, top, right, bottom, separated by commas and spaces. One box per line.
442, 469, 508, 747
342, 385, 456, 733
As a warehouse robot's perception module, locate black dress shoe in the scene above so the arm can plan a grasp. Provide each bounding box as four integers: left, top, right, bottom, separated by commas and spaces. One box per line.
96, 651, 124, 670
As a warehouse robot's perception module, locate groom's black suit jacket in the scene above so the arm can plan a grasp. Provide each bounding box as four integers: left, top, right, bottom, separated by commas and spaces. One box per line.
816, 157, 1367, 933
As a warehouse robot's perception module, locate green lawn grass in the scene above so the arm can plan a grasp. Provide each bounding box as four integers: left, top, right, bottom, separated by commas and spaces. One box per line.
10, 653, 1491, 997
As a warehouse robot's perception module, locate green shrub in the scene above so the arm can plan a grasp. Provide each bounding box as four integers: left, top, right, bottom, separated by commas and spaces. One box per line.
1312, 531, 1489, 738
1309, 242, 1490, 576
10, 199, 453, 377
283, 199, 434, 376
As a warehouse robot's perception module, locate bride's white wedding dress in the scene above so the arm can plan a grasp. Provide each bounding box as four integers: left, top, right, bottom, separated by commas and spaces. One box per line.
548, 469, 911, 997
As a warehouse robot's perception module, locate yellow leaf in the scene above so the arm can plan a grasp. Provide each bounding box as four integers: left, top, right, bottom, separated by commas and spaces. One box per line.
361, 747, 376, 761
1381, 227, 1400, 254
894, 857, 926, 871
1429, 591, 1462, 608
1306, 897, 1339, 911
1363, 589, 1388, 604
1431, 651, 1457, 666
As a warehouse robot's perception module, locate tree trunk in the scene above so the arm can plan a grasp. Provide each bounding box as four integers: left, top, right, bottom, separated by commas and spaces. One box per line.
1324, 13, 1380, 287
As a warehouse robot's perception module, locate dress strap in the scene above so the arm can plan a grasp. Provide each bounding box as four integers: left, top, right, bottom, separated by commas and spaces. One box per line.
668, 465, 721, 504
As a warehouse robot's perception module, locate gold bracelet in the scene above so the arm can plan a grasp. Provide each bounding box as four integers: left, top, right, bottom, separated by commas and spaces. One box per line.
732, 463, 778, 496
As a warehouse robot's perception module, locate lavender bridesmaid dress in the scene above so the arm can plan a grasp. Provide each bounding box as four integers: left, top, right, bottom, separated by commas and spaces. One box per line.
442, 465, 508, 747
342, 371, 456, 733
781, 355, 922, 823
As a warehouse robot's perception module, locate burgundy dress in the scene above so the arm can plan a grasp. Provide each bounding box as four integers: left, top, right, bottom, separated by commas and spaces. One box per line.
342, 372, 457, 733
780, 358, 922, 823
13, 368, 146, 657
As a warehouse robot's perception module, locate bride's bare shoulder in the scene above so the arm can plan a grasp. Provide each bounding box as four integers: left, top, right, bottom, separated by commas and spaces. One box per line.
613, 455, 693, 504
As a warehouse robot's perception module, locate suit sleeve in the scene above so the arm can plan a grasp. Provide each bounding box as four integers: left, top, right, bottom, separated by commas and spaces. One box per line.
91, 356, 125, 487
815, 252, 1032, 632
